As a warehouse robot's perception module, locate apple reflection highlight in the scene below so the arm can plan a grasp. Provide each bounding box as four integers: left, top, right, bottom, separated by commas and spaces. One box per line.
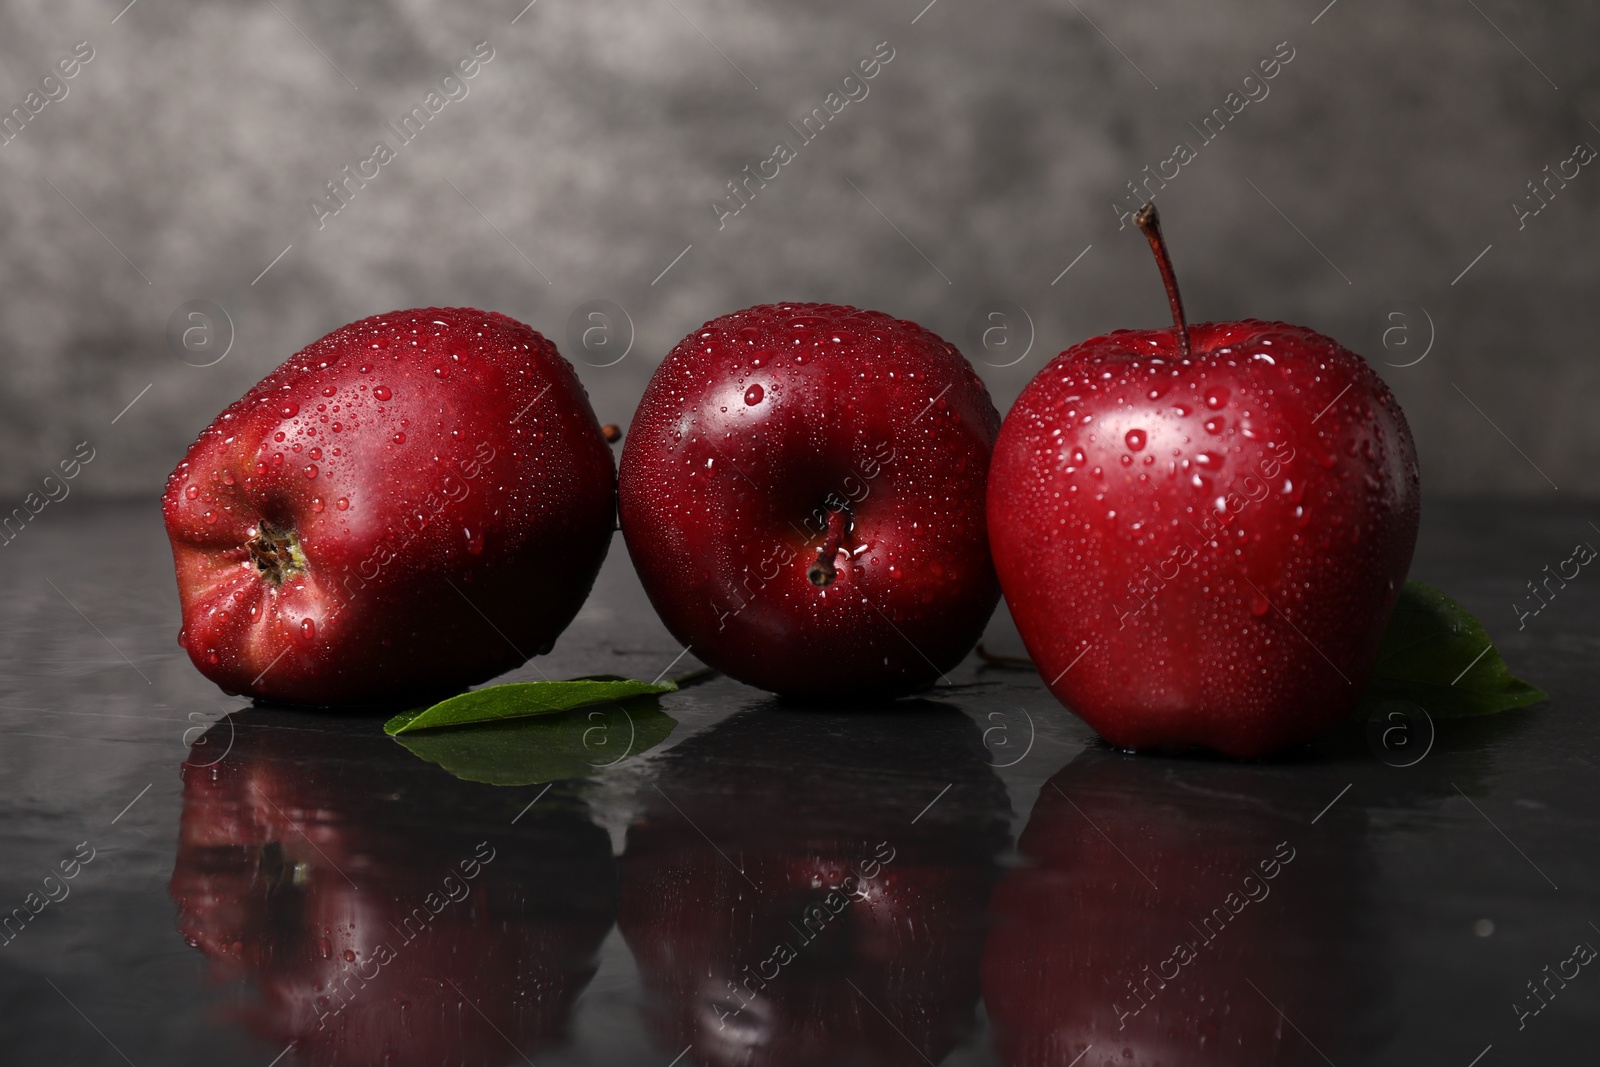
619, 703, 1010, 1066
168, 711, 615, 1067
983, 749, 1386, 1066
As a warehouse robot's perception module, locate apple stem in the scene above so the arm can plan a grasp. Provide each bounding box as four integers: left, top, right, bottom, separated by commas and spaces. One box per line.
1134, 202, 1191, 359
807, 509, 850, 588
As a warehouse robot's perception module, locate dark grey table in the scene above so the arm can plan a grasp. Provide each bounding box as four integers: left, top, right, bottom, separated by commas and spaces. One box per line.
0, 499, 1594, 1065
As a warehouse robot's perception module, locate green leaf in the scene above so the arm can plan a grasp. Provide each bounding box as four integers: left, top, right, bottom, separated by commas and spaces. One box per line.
1359, 582, 1546, 718
394, 696, 677, 786
385, 676, 678, 735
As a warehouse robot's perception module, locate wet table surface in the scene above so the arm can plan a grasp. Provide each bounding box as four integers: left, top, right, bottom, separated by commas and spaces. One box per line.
1, 499, 1596, 1066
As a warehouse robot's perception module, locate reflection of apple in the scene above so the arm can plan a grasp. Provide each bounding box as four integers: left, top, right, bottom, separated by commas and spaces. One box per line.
169, 711, 616, 1067
982, 750, 1385, 1066
619, 704, 1009, 1066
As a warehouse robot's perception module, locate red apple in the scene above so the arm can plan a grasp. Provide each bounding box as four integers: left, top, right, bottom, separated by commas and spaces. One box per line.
617, 303, 1001, 695
618, 704, 1008, 1066
169, 711, 617, 1067
982, 750, 1383, 1066
987, 206, 1419, 756
162, 307, 615, 705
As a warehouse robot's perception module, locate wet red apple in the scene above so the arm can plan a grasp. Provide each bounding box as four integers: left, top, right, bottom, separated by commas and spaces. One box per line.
988, 206, 1419, 756
163, 307, 616, 705
618, 303, 1002, 695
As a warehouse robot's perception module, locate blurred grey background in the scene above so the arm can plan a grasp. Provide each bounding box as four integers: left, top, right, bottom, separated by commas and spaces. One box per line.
0, 0, 1596, 500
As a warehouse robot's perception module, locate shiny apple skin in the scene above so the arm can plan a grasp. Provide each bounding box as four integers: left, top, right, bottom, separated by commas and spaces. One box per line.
987, 320, 1420, 757
162, 308, 615, 705
617, 303, 1002, 696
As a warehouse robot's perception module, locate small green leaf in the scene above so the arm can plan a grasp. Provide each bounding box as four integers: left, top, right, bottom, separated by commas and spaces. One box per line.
394, 696, 677, 786
1359, 582, 1546, 718
385, 676, 678, 735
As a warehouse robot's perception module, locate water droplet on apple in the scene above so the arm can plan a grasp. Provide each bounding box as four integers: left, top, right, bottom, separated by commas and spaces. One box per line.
744, 384, 764, 406
1124, 429, 1146, 451
1203, 417, 1225, 434
185, 485, 199, 499
301, 618, 316, 640
280, 402, 299, 418
372, 385, 392, 401
311, 497, 324, 513
304, 464, 319, 479
336, 497, 349, 510
393, 432, 406, 445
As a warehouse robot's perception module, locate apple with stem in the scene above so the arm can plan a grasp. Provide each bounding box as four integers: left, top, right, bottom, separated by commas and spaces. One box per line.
987, 204, 1420, 757
162, 308, 616, 705
618, 303, 1002, 695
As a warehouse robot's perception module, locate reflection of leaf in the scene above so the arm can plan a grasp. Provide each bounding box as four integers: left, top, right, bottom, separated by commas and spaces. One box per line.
1357, 582, 1546, 719
393, 696, 677, 786
385, 676, 677, 735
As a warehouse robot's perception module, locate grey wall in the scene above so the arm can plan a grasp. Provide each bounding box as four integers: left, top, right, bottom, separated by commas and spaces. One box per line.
0, 0, 1595, 500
